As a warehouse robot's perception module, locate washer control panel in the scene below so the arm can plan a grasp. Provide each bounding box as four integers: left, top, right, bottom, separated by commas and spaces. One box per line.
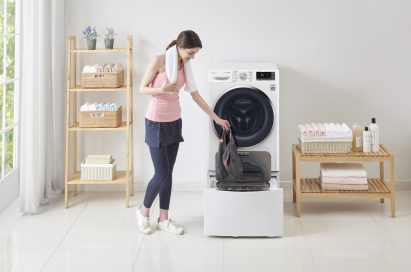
208, 70, 277, 83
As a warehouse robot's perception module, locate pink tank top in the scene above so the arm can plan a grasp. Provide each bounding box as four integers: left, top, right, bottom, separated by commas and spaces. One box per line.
145, 68, 186, 122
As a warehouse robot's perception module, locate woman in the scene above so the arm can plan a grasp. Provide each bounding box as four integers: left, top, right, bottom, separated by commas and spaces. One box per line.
138, 30, 230, 235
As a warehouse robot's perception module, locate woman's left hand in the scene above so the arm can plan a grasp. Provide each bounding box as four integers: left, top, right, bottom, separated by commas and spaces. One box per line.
215, 118, 230, 131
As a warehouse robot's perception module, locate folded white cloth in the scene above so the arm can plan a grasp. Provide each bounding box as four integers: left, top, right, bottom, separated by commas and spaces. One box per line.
82, 65, 97, 73
111, 63, 123, 72
321, 183, 369, 191
96, 103, 103, 110
80, 102, 90, 111
88, 103, 97, 111
109, 103, 119, 111
321, 176, 368, 185
85, 154, 113, 164
96, 64, 103, 72
104, 63, 114, 72
102, 103, 110, 111
320, 163, 367, 178
165, 45, 197, 93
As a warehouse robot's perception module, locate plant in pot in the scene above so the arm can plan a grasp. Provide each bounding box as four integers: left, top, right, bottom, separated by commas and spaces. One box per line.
82, 26, 98, 50
103, 27, 117, 49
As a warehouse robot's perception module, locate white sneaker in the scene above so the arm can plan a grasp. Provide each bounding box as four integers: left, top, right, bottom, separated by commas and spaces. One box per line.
157, 218, 184, 235
136, 206, 153, 234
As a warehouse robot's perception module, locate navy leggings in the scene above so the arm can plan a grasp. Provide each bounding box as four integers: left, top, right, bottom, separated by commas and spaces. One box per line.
143, 142, 180, 210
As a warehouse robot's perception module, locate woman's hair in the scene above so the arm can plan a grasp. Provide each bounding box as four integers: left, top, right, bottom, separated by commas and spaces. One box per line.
166, 30, 202, 50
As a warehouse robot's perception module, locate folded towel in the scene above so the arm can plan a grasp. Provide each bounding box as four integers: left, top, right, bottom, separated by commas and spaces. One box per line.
111, 63, 123, 72
80, 102, 90, 111
85, 154, 113, 164
96, 103, 103, 110
102, 103, 110, 111
298, 124, 307, 137
103, 63, 114, 72
109, 103, 119, 111
165, 45, 197, 93
321, 176, 368, 185
304, 124, 313, 137
82, 65, 97, 73
95, 64, 103, 72
320, 163, 367, 178
321, 183, 369, 191
88, 103, 97, 111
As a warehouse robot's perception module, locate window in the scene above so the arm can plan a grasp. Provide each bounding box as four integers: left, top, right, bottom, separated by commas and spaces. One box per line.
0, 0, 19, 180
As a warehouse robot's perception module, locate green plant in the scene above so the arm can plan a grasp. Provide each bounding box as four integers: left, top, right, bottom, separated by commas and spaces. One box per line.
82, 26, 98, 40
103, 27, 117, 40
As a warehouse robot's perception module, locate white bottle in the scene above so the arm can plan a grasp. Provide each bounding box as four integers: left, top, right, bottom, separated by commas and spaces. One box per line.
362, 127, 371, 153
369, 117, 379, 152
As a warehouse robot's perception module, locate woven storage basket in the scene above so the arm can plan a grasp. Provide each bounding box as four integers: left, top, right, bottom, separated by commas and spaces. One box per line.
81, 70, 124, 88
79, 107, 122, 128
298, 137, 352, 154
81, 160, 116, 180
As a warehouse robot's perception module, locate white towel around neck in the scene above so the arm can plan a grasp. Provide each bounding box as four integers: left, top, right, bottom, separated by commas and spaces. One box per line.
165, 45, 197, 93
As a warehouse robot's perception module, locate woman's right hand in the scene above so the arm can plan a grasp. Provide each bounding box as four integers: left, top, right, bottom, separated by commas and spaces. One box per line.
162, 82, 178, 93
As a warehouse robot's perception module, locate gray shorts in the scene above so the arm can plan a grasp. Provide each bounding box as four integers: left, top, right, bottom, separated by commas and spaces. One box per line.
145, 118, 184, 148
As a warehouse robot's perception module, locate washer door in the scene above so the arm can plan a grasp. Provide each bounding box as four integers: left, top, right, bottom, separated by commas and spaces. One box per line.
213, 86, 274, 147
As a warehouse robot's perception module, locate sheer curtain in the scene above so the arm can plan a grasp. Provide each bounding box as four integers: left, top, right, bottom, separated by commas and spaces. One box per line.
19, 0, 65, 213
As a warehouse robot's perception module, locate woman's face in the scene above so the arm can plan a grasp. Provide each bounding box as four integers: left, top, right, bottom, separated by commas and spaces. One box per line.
178, 47, 200, 63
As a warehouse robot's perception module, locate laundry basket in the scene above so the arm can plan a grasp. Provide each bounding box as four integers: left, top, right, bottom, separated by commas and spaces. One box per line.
80, 160, 116, 180
298, 137, 352, 154
79, 107, 122, 128
81, 70, 124, 88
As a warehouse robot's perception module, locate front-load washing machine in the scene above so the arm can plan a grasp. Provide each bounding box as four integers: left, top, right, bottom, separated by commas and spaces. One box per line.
204, 63, 283, 237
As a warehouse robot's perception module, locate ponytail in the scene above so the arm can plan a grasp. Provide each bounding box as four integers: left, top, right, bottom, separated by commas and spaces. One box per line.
166, 40, 177, 51
165, 30, 202, 51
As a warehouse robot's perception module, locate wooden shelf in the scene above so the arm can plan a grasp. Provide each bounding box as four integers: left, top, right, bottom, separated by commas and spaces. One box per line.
65, 35, 134, 208
297, 178, 390, 196
68, 171, 132, 185
294, 144, 392, 161
292, 144, 396, 217
69, 85, 128, 92
69, 122, 131, 131
70, 48, 129, 53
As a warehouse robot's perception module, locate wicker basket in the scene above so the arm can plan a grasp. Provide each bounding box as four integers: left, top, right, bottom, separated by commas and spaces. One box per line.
79, 107, 122, 128
81, 70, 124, 88
81, 160, 116, 180
298, 137, 352, 154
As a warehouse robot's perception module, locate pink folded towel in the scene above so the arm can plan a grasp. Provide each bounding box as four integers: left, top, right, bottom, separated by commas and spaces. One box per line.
321, 176, 368, 185
321, 183, 369, 191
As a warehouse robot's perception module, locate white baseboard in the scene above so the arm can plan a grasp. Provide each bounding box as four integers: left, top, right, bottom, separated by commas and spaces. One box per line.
83, 180, 411, 192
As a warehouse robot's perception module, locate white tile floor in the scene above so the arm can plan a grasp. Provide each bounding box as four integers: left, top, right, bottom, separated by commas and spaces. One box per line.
1, 190, 411, 272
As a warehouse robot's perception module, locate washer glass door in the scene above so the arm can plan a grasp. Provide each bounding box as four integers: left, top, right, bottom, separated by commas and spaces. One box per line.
213, 86, 274, 147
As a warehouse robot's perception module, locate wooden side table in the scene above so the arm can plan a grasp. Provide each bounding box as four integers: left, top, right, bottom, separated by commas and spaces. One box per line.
292, 144, 395, 217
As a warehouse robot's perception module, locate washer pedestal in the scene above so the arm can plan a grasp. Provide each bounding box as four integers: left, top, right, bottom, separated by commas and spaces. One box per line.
204, 176, 283, 237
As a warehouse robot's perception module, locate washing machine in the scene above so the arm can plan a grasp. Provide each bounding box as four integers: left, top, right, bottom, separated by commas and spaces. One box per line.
204, 63, 283, 237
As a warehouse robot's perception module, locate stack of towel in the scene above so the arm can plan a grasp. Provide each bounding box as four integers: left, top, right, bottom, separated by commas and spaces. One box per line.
298, 123, 352, 139
82, 63, 124, 73
320, 163, 368, 191
85, 154, 113, 164
80, 102, 120, 111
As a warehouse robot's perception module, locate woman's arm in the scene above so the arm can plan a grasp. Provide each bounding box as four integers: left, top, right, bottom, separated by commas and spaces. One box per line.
191, 91, 230, 130
139, 55, 178, 95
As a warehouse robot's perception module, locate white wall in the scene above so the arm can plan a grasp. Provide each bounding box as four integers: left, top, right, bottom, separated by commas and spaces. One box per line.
65, 0, 411, 191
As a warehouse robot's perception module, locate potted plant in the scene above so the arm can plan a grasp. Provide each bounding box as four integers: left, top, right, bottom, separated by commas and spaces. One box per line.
103, 27, 117, 49
82, 26, 98, 50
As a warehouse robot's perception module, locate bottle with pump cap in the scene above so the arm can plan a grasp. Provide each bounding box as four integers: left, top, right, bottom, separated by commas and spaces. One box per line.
363, 127, 371, 153
369, 117, 379, 152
